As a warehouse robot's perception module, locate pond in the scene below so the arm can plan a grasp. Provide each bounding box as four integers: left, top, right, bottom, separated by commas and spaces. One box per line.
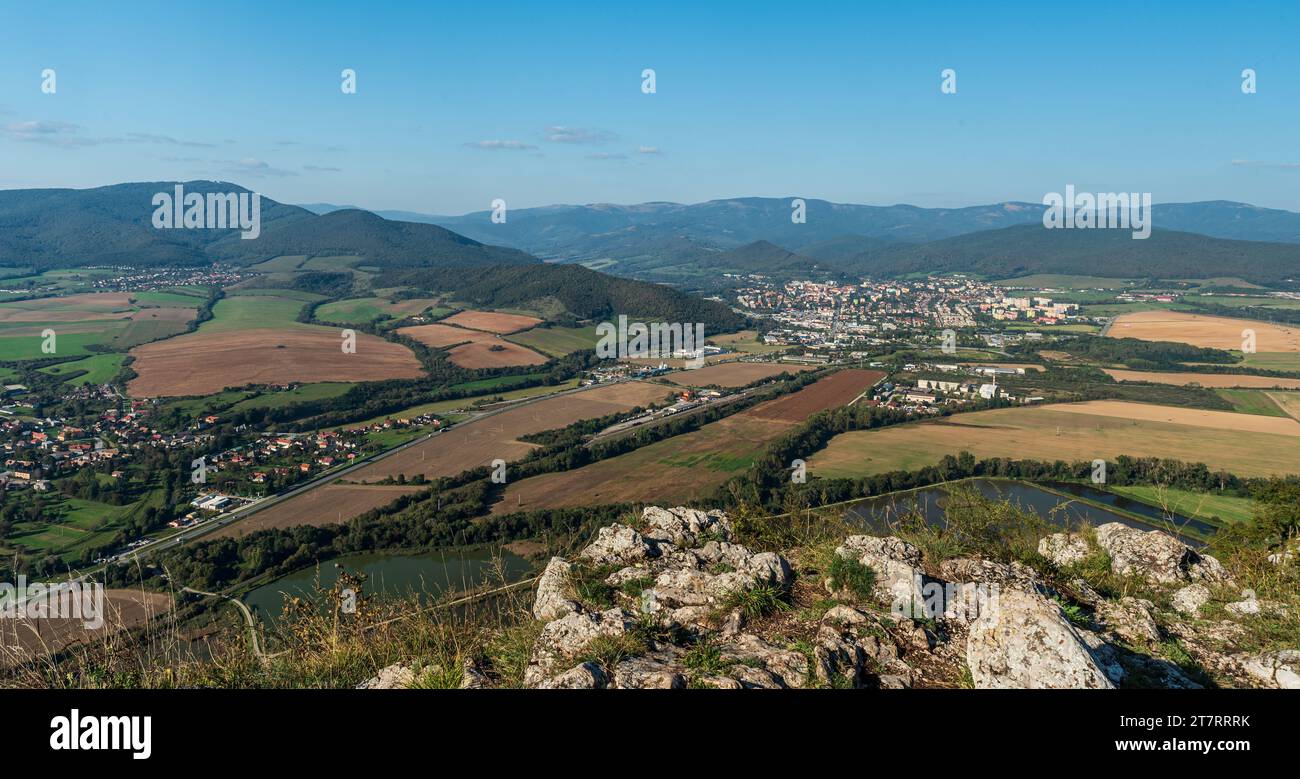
841, 479, 1214, 545
242, 547, 533, 625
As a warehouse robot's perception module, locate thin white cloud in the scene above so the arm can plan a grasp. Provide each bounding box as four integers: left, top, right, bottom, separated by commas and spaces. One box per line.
2, 120, 216, 148
587, 152, 627, 160
545, 126, 617, 145
637, 145, 661, 155
1231, 159, 1300, 170
303, 164, 342, 172
464, 139, 537, 150
220, 157, 298, 177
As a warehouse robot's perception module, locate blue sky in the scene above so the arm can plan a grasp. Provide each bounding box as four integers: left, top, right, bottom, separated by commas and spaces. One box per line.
2, 0, 1298, 214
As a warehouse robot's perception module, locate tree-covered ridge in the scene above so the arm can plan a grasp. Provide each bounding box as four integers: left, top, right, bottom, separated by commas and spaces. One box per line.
376, 263, 748, 332
0, 182, 535, 270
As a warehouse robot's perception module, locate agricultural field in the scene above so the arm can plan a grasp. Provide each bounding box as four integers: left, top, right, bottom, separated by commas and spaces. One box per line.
1108, 485, 1256, 525
0, 292, 198, 359
0, 589, 171, 666
708, 329, 790, 355
348, 378, 581, 427
1108, 309, 1300, 353
441, 310, 542, 334
397, 323, 548, 368
662, 361, 818, 388
228, 382, 356, 412
1265, 391, 1300, 421
1214, 389, 1288, 417
39, 353, 127, 385
1103, 369, 1300, 389
221, 381, 672, 532
250, 255, 309, 272
314, 296, 443, 325
996, 274, 1137, 289
505, 324, 601, 357
807, 400, 1300, 480
1181, 294, 1300, 310
0, 490, 165, 562
127, 293, 423, 397
493, 369, 884, 513
208, 484, 424, 538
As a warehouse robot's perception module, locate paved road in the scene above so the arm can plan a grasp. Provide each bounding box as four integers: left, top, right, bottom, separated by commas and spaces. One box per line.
180, 585, 264, 660
115, 378, 639, 561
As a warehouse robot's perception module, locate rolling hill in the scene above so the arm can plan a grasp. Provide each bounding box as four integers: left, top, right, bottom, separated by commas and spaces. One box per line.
0, 182, 535, 270
842, 224, 1300, 285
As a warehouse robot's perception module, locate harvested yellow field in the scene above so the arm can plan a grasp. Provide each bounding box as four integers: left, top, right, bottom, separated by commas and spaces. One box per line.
807, 401, 1300, 480
1108, 310, 1300, 352
1104, 369, 1300, 389
1045, 400, 1300, 436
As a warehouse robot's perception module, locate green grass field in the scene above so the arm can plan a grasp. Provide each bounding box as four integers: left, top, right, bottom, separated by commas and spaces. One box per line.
1109, 485, 1256, 525
1215, 388, 1288, 417
250, 255, 309, 272
0, 329, 123, 360
131, 290, 208, 306
39, 353, 127, 385
1239, 352, 1300, 373
300, 255, 364, 271
198, 294, 311, 333
997, 274, 1137, 290
707, 329, 790, 356
0, 489, 166, 562
348, 378, 580, 427
506, 325, 601, 357
228, 382, 355, 412
1181, 294, 1300, 311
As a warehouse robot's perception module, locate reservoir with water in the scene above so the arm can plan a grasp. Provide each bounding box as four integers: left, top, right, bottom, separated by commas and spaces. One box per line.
841, 479, 1215, 544
242, 547, 534, 624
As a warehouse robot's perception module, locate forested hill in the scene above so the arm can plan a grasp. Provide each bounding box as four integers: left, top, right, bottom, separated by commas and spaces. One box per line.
841, 224, 1300, 285
376, 263, 748, 332
0, 181, 535, 269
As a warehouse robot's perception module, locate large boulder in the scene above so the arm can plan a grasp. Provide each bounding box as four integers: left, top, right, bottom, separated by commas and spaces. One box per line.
1171, 584, 1211, 616
640, 541, 790, 629
641, 506, 733, 547
1093, 523, 1231, 585
966, 589, 1114, 689
524, 608, 633, 687
357, 663, 415, 689
1038, 532, 1091, 567
579, 523, 659, 567
835, 535, 926, 611
1097, 597, 1161, 646
532, 557, 579, 621
1242, 650, 1300, 689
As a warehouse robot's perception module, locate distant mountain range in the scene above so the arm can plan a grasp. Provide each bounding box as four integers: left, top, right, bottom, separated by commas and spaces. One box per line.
0, 182, 535, 270
3, 183, 1298, 287
302, 196, 1300, 286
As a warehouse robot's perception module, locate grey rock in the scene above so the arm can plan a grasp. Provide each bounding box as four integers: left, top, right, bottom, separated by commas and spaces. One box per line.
1098, 597, 1161, 646
1039, 532, 1092, 567
1094, 523, 1231, 586
1172, 584, 1211, 616
640, 505, 732, 547
579, 523, 657, 567
1242, 650, 1300, 689
524, 608, 632, 687
966, 589, 1114, 689
533, 557, 579, 622
537, 662, 609, 689
357, 663, 415, 690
